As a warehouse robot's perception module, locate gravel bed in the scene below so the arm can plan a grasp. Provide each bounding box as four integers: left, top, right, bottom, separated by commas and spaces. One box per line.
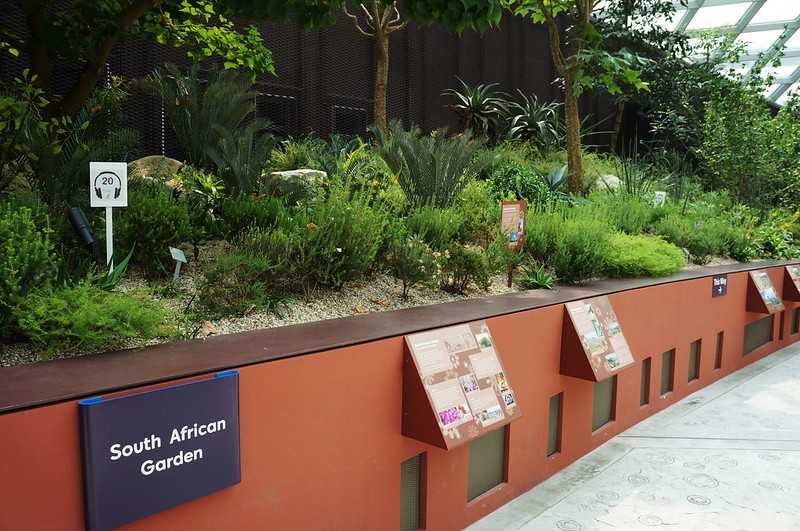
0, 250, 770, 368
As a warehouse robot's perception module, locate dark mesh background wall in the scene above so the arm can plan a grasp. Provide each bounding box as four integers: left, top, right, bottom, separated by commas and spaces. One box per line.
1, 6, 621, 159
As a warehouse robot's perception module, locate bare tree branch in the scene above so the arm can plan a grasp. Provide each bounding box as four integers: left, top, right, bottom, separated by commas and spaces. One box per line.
343, 4, 375, 36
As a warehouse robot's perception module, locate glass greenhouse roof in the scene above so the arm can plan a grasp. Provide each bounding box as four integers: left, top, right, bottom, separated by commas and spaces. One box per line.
668, 0, 800, 104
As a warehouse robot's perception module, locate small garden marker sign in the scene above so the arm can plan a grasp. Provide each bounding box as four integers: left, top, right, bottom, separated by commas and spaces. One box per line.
89, 161, 128, 268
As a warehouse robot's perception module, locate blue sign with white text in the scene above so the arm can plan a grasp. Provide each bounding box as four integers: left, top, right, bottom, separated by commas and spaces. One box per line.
79, 371, 240, 531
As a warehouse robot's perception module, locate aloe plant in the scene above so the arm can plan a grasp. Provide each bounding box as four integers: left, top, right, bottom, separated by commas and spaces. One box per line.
442, 78, 510, 139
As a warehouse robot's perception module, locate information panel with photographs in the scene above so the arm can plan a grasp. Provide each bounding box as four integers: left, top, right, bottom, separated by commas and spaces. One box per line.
402, 321, 521, 450
561, 296, 635, 381
501, 200, 526, 250
747, 270, 784, 314
784, 265, 800, 301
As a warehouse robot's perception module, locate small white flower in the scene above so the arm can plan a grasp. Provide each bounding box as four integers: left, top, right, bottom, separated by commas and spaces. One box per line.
336, 247, 342, 253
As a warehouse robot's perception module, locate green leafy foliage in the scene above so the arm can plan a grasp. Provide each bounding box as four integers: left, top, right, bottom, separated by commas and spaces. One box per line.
490, 161, 554, 205
406, 206, 464, 250
441, 243, 492, 293
117, 187, 192, 275
0, 201, 56, 335
207, 119, 276, 194
604, 233, 685, 278
386, 235, 442, 298
198, 253, 283, 317
14, 283, 166, 355
216, 194, 289, 240
588, 193, 653, 234
456, 179, 499, 244
442, 79, 509, 139
374, 121, 485, 208
506, 91, 563, 151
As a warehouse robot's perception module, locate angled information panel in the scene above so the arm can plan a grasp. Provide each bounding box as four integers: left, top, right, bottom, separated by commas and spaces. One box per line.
402, 321, 521, 450
747, 270, 784, 314
784, 265, 800, 301
79, 371, 240, 531
560, 296, 634, 381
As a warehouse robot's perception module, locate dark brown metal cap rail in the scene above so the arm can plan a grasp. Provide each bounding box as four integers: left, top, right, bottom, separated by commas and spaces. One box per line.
0, 260, 796, 414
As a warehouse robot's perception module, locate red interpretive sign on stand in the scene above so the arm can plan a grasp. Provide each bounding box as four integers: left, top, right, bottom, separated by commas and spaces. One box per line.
560, 296, 635, 382
402, 321, 521, 450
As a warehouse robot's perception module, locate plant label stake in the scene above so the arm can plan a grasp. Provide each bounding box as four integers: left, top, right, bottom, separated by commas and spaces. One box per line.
89, 162, 128, 269
501, 200, 527, 287
653, 191, 667, 207
170, 247, 187, 282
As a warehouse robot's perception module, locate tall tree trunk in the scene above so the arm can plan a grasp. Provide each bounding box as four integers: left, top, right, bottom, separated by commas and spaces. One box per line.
373, 29, 389, 131
563, 71, 584, 194
25, 1, 52, 92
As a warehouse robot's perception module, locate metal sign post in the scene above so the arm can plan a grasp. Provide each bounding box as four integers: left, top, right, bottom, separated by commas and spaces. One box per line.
89, 162, 128, 268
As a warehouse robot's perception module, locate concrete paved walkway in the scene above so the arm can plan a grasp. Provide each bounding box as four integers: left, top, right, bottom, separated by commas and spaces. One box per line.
469, 343, 800, 531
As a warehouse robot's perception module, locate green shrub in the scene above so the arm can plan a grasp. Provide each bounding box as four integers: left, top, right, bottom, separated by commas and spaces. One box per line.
374, 121, 485, 208
207, 119, 275, 194
14, 283, 166, 355
406, 206, 464, 250
117, 187, 191, 275
755, 210, 799, 259
0, 201, 56, 335
525, 209, 611, 284
490, 161, 553, 205
268, 137, 333, 173
441, 243, 492, 293
198, 253, 282, 317
588, 193, 654, 234
235, 226, 296, 283
387, 235, 441, 298
653, 213, 725, 264
518, 261, 555, 289
604, 234, 685, 278
292, 188, 387, 290
217, 194, 289, 239
456, 179, 499, 244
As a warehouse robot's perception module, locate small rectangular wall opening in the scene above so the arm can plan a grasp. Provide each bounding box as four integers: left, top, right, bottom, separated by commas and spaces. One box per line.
714, 332, 724, 370
547, 393, 563, 456
779, 311, 785, 340
660, 349, 675, 396
592, 376, 617, 431
467, 427, 507, 501
400, 454, 424, 531
688, 340, 701, 382
640, 357, 651, 406
744, 315, 774, 355
793, 308, 800, 335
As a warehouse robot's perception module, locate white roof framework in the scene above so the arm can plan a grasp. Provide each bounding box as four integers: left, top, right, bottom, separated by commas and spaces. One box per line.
668, 0, 800, 104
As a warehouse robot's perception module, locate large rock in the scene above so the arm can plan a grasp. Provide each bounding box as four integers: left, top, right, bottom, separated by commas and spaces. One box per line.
128, 156, 184, 190
267, 169, 327, 201
597, 174, 621, 191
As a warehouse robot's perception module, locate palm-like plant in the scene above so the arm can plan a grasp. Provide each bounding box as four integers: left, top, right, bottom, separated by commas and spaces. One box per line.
507, 90, 563, 151
207, 119, 276, 194
373, 120, 485, 208
442, 78, 509, 139
145, 64, 257, 168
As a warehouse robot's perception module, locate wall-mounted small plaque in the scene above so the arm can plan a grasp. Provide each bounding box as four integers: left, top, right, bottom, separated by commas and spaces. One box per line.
712, 274, 728, 297
747, 270, 784, 314
560, 296, 635, 381
784, 265, 800, 301
402, 321, 521, 450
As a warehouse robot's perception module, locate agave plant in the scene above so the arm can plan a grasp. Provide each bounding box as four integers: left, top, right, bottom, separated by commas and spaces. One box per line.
373, 120, 486, 208
442, 78, 510, 139
507, 90, 563, 151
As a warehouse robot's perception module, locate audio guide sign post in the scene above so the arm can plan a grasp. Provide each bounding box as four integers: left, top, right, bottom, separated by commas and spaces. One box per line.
89, 161, 127, 268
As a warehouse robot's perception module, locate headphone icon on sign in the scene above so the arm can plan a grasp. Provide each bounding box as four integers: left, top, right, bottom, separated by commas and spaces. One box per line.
94, 171, 121, 200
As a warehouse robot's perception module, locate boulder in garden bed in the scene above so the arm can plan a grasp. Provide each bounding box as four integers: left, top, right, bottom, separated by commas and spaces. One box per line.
267, 168, 327, 201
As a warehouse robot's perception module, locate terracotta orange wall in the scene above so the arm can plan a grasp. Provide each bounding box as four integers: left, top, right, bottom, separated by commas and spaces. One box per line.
0, 267, 796, 531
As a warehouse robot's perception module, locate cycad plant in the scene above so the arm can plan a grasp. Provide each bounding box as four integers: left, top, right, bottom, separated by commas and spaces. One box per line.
207, 119, 276, 194
373, 120, 485, 208
146, 64, 256, 168
442, 78, 509, 139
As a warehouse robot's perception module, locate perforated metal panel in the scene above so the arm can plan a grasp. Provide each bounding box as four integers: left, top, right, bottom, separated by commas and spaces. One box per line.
592, 376, 616, 431
640, 357, 651, 406
547, 393, 562, 456
744, 315, 774, 355
688, 340, 701, 382
400, 454, 422, 531
467, 427, 506, 501
660, 349, 675, 395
